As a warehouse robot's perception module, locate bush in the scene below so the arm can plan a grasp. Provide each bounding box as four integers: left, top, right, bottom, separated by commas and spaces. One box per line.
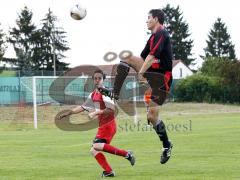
201, 57, 240, 85
174, 74, 223, 103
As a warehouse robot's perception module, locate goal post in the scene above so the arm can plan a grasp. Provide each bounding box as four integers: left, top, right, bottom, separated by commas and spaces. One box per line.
32, 76, 37, 129
32, 75, 139, 129
32, 75, 89, 129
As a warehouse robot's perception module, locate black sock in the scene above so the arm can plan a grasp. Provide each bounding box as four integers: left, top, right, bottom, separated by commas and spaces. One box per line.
113, 62, 130, 96
153, 120, 170, 148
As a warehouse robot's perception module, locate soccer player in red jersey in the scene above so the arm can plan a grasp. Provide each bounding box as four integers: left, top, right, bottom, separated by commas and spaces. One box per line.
59, 69, 135, 177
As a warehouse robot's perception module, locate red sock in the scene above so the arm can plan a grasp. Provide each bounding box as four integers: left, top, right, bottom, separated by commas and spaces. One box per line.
103, 144, 128, 157
94, 152, 112, 172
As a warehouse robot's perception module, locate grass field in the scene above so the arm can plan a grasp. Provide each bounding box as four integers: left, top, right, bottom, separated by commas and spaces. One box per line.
0, 103, 240, 179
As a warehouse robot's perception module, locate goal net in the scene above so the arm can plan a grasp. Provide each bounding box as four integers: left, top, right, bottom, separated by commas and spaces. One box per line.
31, 75, 138, 129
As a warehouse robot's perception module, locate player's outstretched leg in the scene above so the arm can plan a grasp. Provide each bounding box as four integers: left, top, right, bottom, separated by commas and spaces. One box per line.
93, 143, 135, 166
103, 144, 136, 166
98, 61, 130, 100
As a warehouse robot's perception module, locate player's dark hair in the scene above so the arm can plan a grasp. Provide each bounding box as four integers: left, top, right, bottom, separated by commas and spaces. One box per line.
93, 69, 106, 80
149, 9, 165, 24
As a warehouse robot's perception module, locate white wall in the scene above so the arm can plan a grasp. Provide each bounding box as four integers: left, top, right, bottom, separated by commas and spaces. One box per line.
172, 62, 193, 79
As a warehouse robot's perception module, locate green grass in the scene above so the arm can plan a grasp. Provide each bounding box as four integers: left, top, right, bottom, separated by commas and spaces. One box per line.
0, 103, 240, 179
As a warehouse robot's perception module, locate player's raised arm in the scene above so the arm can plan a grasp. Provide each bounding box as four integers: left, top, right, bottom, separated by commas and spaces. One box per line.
58, 92, 94, 119
70, 105, 86, 114
57, 105, 84, 119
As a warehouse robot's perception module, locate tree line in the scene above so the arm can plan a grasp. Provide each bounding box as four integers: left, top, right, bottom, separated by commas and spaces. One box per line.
169, 7, 239, 103
164, 6, 239, 104
0, 4, 237, 71
0, 4, 239, 104
0, 6, 69, 75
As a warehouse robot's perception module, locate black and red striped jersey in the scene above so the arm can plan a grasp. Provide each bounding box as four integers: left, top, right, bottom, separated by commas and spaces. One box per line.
141, 27, 173, 73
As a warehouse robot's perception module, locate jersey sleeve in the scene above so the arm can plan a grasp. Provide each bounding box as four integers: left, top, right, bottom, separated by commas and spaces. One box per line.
102, 95, 115, 111
81, 93, 94, 112
140, 39, 151, 59
149, 31, 165, 57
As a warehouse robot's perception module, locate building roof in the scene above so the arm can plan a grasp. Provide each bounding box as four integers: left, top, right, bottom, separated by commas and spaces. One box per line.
172, 60, 181, 68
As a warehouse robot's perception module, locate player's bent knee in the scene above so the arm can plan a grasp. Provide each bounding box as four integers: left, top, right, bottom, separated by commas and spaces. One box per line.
93, 143, 105, 151
147, 110, 158, 124
147, 116, 158, 126
90, 147, 98, 156
147, 114, 154, 123
121, 58, 134, 67
148, 109, 158, 119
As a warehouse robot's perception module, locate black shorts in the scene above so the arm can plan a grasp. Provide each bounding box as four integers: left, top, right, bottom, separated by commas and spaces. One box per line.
143, 71, 172, 105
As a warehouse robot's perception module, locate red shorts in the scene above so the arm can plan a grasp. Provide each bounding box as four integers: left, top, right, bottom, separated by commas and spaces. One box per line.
95, 120, 117, 144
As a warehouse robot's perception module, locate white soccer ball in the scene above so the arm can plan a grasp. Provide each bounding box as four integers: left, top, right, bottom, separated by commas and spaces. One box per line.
70, 4, 87, 20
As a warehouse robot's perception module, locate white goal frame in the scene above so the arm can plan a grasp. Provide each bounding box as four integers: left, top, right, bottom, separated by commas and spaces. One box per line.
32, 76, 138, 129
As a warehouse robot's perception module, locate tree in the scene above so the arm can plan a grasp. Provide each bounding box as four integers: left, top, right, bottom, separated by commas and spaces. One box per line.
200, 57, 226, 77
8, 6, 38, 74
0, 24, 6, 65
205, 18, 236, 60
39, 8, 69, 73
163, 4, 194, 66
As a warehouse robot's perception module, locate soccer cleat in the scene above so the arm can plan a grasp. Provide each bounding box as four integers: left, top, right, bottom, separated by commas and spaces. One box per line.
98, 86, 119, 100
102, 171, 115, 177
160, 141, 173, 164
125, 151, 135, 166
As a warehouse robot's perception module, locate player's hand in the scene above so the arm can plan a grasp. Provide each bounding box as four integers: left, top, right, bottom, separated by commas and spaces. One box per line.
58, 110, 72, 120
88, 111, 98, 120
138, 73, 148, 85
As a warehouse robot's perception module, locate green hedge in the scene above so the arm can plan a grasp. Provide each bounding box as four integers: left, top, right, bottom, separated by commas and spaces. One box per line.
174, 74, 226, 103
173, 57, 240, 103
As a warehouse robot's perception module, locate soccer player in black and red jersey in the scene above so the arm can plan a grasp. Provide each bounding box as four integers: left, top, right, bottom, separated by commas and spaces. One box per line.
98, 9, 173, 164
59, 69, 135, 177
